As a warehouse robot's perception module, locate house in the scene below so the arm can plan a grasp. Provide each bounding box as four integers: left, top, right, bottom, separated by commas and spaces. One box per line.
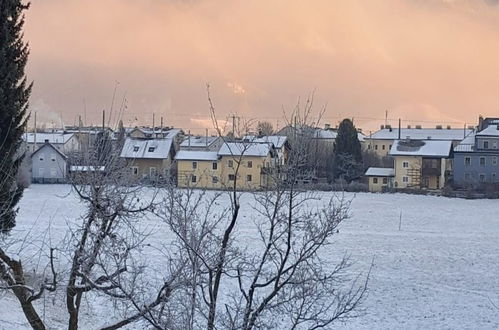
30, 140, 68, 183
175, 150, 221, 188
23, 132, 80, 154
119, 138, 175, 182
389, 139, 453, 190
365, 167, 395, 192
365, 125, 471, 157
453, 118, 499, 187
217, 142, 277, 190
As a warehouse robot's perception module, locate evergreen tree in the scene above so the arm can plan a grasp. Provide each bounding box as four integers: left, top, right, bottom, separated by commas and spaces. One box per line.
0, 1, 32, 233
333, 119, 362, 182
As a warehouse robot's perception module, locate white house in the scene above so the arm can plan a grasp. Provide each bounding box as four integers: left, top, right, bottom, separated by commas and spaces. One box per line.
24, 132, 80, 154
30, 140, 68, 183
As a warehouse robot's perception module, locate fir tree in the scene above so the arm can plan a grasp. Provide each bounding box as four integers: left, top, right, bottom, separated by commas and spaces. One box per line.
333, 118, 362, 182
0, 1, 32, 233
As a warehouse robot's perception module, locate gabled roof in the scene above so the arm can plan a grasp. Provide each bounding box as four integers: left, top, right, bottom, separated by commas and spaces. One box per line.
389, 140, 452, 157
476, 125, 499, 137
454, 132, 476, 152
218, 142, 273, 157
367, 128, 471, 141
23, 133, 74, 144
180, 136, 220, 148
120, 138, 173, 159
175, 150, 220, 161
365, 167, 395, 177
31, 142, 68, 160
242, 135, 288, 149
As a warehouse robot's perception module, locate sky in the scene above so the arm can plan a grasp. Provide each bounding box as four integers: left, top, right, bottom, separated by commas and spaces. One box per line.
24, 0, 499, 134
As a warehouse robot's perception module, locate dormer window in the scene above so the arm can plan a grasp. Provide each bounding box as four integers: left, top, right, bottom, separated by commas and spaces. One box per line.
148, 147, 155, 152
133, 146, 140, 152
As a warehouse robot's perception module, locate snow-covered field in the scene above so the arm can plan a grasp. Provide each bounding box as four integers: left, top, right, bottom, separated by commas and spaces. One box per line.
1, 184, 499, 329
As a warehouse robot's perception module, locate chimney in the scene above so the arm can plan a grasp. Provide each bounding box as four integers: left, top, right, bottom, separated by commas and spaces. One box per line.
447, 125, 451, 129
380, 124, 385, 129
427, 136, 432, 140
478, 115, 484, 131
436, 125, 442, 129
44, 139, 49, 144
407, 125, 411, 129
324, 123, 331, 130
415, 125, 422, 129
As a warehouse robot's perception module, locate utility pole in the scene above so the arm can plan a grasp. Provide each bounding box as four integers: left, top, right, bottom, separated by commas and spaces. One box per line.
385, 110, 388, 127
231, 114, 236, 138
34, 111, 37, 151
398, 118, 401, 140
152, 113, 155, 130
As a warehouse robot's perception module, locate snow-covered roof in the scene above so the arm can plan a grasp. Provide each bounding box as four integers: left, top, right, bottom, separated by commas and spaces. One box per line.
454, 132, 476, 152
120, 138, 173, 159
389, 140, 452, 157
365, 167, 395, 177
175, 150, 219, 161
367, 128, 471, 141
23, 133, 74, 144
163, 128, 182, 139
70, 166, 105, 172
180, 136, 220, 148
312, 129, 365, 142
476, 125, 499, 137
218, 142, 272, 157
30, 142, 68, 159
242, 135, 288, 149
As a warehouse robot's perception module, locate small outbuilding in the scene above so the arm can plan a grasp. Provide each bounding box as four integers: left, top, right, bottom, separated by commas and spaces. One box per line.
365, 167, 395, 192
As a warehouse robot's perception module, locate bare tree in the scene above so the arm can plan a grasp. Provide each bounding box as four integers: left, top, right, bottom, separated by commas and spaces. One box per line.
256, 121, 274, 137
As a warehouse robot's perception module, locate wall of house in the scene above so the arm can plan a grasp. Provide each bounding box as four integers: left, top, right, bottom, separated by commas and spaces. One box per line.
368, 176, 392, 192
177, 160, 221, 189
126, 158, 172, 181
365, 139, 394, 157
219, 154, 274, 190
31, 146, 67, 183
453, 152, 499, 186
394, 156, 422, 189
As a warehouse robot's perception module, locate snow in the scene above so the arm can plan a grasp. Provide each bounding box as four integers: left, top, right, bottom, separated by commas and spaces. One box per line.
242, 135, 288, 149
476, 125, 499, 136
69, 166, 105, 172
218, 142, 272, 157
120, 137, 173, 159
389, 140, 452, 157
365, 167, 395, 177
2, 185, 499, 329
367, 128, 472, 141
175, 150, 220, 161
23, 132, 74, 144
180, 136, 220, 148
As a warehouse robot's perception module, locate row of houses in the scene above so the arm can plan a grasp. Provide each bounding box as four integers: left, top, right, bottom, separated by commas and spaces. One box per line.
365, 117, 499, 192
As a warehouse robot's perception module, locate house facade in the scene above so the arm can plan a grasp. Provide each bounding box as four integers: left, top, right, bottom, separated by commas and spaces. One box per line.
31, 140, 68, 183
365, 167, 395, 192
24, 132, 80, 154
120, 138, 175, 182
453, 119, 499, 187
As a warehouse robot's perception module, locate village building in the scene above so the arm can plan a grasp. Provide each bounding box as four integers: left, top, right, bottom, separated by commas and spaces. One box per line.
176, 150, 221, 188
179, 135, 223, 151
389, 139, 453, 190
242, 135, 289, 166
119, 137, 175, 182
365, 125, 471, 157
30, 140, 68, 183
365, 167, 395, 192
453, 118, 499, 187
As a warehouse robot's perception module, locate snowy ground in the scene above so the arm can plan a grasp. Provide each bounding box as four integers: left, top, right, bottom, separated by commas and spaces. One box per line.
1, 184, 499, 329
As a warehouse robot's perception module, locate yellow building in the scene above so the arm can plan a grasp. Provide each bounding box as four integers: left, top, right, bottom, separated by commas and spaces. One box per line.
390, 139, 452, 190
176, 150, 222, 189
365, 167, 395, 192
120, 137, 175, 182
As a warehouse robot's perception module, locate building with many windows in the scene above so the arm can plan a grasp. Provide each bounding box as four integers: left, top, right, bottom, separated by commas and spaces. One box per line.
453, 118, 499, 187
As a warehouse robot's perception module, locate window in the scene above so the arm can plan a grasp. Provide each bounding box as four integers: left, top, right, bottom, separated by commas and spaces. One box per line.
402, 161, 409, 168
389, 144, 392, 150
479, 174, 486, 182
228, 160, 233, 168
192, 161, 197, 169
39, 153, 45, 161
247, 161, 253, 168
402, 176, 409, 183
131, 166, 139, 175
228, 174, 235, 181
493, 156, 497, 166
383, 177, 388, 184
480, 157, 486, 166
191, 175, 197, 183
212, 176, 219, 184
493, 173, 497, 182
368, 144, 371, 149
212, 162, 218, 170
464, 157, 471, 166
246, 174, 252, 182
464, 173, 470, 181
382, 145, 385, 150
373, 178, 378, 184
51, 154, 56, 162
150, 167, 157, 177
148, 147, 155, 152
484, 141, 489, 149
374, 145, 378, 150
133, 146, 139, 152
494, 141, 498, 149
